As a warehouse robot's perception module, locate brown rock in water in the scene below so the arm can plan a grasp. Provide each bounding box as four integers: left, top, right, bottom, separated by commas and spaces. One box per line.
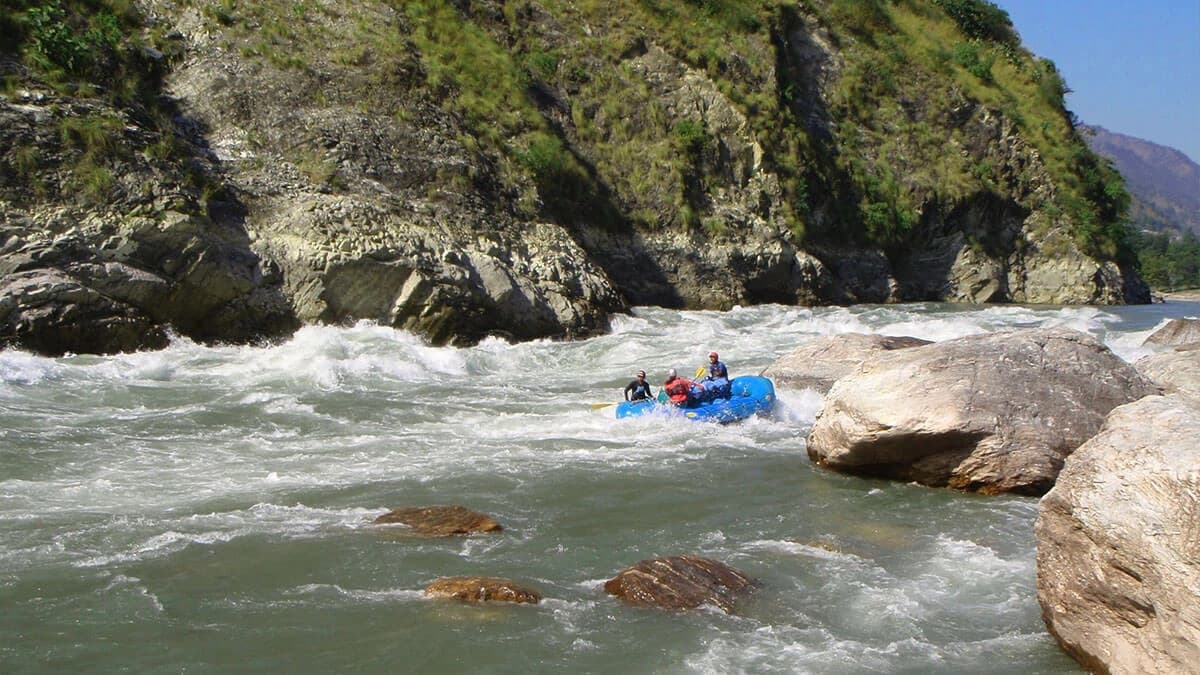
424, 577, 541, 605
604, 555, 755, 613
372, 505, 502, 536
1142, 318, 1200, 347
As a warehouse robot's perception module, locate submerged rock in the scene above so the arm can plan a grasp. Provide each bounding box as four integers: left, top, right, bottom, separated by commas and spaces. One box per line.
604, 555, 755, 613
424, 577, 541, 605
1037, 394, 1200, 673
763, 333, 931, 392
806, 327, 1158, 495
372, 505, 502, 536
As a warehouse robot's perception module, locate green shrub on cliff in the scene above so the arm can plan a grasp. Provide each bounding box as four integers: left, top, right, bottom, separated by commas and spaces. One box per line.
932, 0, 1018, 47
1, 0, 1137, 270
1, 0, 159, 104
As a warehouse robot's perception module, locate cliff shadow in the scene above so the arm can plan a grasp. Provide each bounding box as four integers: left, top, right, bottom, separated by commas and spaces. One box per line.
524, 79, 684, 309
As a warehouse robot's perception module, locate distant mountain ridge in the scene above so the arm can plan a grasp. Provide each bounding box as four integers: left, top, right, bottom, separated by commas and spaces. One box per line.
1084, 126, 1200, 236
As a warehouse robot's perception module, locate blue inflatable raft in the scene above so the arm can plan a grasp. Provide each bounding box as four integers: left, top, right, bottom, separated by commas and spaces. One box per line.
615, 375, 776, 423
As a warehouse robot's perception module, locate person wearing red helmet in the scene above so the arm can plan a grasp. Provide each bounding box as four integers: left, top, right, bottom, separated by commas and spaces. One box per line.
699, 351, 730, 400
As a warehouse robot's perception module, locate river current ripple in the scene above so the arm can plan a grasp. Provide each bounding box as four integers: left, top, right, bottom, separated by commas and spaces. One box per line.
2, 301, 1195, 673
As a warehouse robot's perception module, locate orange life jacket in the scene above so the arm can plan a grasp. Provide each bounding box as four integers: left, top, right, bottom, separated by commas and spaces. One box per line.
664, 377, 692, 405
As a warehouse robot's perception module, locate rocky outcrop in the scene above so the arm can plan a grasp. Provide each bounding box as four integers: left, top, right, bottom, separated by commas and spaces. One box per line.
1136, 348, 1200, 398
0, 1, 1151, 355
0, 91, 299, 354
603, 555, 755, 613
762, 333, 930, 392
1143, 318, 1200, 347
806, 327, 1158, 495
158, 15, 626, 346
372, 505, 502, 536
1037, 394, 1200, 673
424, 577, 541, 605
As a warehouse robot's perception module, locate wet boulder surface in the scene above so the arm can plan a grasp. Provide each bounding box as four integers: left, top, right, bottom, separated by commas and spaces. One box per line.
424, 577, 541, 605
372, 505, 502, 536
806, 327, 1158, 495
604, 555, 756, 613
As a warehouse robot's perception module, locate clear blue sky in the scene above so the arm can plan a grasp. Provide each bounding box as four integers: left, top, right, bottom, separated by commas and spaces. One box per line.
993, 0, 1200, 162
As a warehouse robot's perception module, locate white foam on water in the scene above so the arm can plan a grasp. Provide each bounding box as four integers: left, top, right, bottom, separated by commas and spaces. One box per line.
80, 528, 241, 568
0, 349, 61, 387
773, 388, 825, 425
287, 583, 426, 604
902, 535, 1034, 623
742, 539, 869, 564
16, 503, 378, 570
101, 574, 166, 613
2, 302, 1192, 672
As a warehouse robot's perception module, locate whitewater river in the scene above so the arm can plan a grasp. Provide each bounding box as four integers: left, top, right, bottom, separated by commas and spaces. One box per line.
2, 300, 1196, 673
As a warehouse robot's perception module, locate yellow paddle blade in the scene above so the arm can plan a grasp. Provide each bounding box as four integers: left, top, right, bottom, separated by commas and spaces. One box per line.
590, 402, 619, 409
695, 366, 707, 378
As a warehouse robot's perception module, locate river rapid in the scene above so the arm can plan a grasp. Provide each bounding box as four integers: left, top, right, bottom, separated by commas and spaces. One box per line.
2, 301, 1196, 673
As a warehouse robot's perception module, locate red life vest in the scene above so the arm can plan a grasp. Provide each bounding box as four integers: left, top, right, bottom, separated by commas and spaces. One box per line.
664, 377, 692, 405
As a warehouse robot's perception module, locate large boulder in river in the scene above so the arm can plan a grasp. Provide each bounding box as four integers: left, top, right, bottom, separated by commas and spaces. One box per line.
372, 505, 502, 536
1036, 394, 1200, 673
1136, 348, 1200, 398
604, 555, 755, 613
424, 577, 541, 605
1142, 318, 1200, 348
806, 327, 1158, 495
762, 333, 931, 392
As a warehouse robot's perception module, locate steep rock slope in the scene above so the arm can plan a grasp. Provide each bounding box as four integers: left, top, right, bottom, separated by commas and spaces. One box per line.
0, 0, 1148, 353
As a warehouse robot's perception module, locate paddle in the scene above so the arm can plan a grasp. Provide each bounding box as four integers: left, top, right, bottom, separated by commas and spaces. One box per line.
590, 401, 619, 410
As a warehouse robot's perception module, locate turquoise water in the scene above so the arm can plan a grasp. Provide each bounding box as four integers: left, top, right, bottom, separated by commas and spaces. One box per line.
2, 301, 1196, 673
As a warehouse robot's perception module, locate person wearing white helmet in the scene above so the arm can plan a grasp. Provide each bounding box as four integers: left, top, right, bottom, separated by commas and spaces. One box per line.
623, 369, 654, 402
662, 367, 697, 406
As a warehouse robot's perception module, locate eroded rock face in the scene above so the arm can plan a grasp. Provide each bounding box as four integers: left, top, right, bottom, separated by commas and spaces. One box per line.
1036, 394, 1200, 674
424, 577, 541, 605
0, 268, 168, 354
0, 95, 299, 355
603, 555, 755, 613
806, 328, 1158, 495
372, 505, 502, 536
2, 2, 1151, 356
763, 333, 931, 392
1143, 318, 1200, 347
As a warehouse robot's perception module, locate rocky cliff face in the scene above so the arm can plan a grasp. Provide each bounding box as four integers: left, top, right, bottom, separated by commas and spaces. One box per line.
0, 0, 1148, 353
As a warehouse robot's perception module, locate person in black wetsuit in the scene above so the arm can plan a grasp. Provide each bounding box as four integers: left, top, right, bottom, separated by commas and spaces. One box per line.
623, 369, 654, 402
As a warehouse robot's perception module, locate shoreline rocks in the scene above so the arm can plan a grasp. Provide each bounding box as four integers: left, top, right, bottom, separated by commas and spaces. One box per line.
805, 327, 1158, 495
1036, 394, 1200, 673
1136, 349, 1200, 398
